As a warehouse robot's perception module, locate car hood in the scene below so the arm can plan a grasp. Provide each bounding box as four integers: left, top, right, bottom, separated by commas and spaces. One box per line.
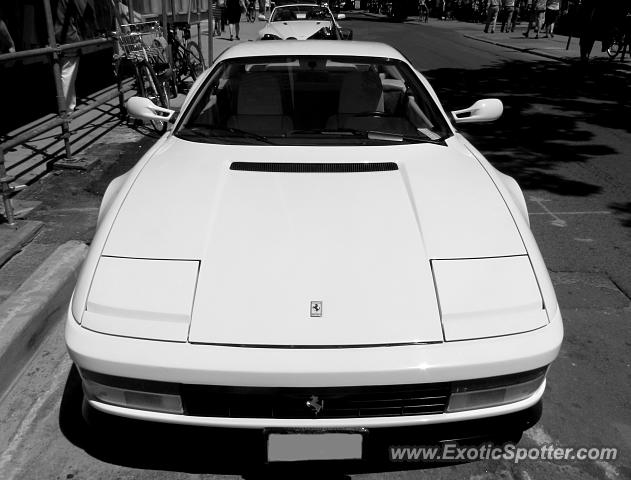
260, 21, 331, 39
97, 138, 529, 346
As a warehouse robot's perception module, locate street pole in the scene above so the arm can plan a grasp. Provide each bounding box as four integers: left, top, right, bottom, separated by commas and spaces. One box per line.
208, 0, 213, 64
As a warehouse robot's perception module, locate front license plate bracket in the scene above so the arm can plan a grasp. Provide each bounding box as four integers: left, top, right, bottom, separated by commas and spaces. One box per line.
264, 428, 367, 463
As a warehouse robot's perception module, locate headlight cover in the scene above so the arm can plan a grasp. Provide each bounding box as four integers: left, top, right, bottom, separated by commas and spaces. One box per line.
81, 256, 199, 341
432, 255, 548, 341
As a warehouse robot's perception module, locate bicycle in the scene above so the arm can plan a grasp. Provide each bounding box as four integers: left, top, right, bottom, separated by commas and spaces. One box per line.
166, 22, 207, 94
246, 0, 257, 22
112, 22, 171, 133
607, 14, 630, 61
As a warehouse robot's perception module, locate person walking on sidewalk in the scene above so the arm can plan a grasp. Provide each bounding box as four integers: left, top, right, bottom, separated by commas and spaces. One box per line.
500, 0, 517, 32
523, 0, 546, 38
226, 0, 246, 40
544, 0, 560, 37
484, 0, 502, 33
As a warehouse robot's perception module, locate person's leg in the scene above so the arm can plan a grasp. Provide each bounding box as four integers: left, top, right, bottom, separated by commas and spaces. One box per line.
484, 5, 493, 32
536, 10, 544, 38
505, 7, 514, 32
61, 55, 80, 112
491, 6, 499, 32
236, 21, 240, 39
228, 21, 235, 39
523, 8, 533, 36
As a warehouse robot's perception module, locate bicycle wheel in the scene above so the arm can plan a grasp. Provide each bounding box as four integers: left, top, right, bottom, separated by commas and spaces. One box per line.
607, 37, 622, 59
185, 41, 206, 81
135, 61, 170, 133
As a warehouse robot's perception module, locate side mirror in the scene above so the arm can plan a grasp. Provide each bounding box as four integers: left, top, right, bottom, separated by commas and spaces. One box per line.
126, 96, 175, 122
337, 13, 346, 20
339, 27, 353, 40
451, 99, 503, 124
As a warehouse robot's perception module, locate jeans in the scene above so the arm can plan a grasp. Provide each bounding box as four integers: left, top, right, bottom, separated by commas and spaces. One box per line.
484, 5, 500, 32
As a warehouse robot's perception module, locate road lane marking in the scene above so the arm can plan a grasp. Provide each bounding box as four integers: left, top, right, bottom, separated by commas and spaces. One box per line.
528, 196, 612, 227
524, 425, 555, 445
596, 460, 621, 480
0, 356, 72, 480
524, 424, 620, 479
528, 197, 567, 227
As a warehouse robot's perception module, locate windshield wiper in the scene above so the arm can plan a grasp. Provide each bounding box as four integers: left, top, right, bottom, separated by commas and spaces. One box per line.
180, 124, 276, 145
287, 128, 445, 144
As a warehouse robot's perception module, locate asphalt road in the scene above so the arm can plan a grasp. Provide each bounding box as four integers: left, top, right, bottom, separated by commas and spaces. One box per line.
1, 16, 630, 480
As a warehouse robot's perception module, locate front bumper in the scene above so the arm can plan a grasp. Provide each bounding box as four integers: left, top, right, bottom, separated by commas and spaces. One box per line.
67, 307, 562, 428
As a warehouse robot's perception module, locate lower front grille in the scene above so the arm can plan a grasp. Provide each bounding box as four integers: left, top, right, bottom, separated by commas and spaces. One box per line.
181, 383, 451, 418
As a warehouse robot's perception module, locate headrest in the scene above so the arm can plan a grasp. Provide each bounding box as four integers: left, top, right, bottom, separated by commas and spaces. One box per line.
237, 73, 283, 115
338, 70, 384, 114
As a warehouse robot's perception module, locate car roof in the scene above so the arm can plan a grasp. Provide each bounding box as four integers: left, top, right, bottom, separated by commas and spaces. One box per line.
217, 40, 409, 63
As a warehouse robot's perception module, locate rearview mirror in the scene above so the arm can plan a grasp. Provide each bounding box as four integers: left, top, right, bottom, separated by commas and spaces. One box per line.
451, 99, 503, 124
126, 96, 175, 122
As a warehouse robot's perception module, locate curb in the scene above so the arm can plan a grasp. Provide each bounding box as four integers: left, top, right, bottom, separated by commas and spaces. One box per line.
462, 34, 573, 64
0, 240, 88, 400
0, 221, 43, 268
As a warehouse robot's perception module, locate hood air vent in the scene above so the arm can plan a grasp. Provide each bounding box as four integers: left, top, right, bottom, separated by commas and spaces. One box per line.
230, 162, 398, 173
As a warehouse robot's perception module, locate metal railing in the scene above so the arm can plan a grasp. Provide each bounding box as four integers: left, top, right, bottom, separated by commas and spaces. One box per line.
0, 0, 129, 226
0, 0, 213, 226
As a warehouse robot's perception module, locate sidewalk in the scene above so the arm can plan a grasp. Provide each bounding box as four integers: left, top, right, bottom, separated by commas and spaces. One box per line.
361, 11, 615, 64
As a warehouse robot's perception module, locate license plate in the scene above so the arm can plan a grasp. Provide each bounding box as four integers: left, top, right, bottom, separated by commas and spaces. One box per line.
266, 432, 363, 462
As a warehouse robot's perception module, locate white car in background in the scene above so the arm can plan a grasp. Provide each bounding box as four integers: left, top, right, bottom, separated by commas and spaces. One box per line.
66, 40, 563, 463
258, 3, 352, 40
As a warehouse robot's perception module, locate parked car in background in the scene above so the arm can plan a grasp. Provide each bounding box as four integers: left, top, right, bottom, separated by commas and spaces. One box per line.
67, 40, 563, 464
258, 3, 352, 40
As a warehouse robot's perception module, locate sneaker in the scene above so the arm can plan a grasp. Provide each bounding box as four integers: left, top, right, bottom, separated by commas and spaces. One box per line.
236, 35, 240, 40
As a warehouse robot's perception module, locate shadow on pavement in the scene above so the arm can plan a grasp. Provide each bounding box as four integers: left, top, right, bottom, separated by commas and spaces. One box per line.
424, 59, 630, 201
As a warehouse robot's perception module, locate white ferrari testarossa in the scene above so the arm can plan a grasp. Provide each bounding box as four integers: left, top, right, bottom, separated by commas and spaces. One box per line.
66, 40, 563, 463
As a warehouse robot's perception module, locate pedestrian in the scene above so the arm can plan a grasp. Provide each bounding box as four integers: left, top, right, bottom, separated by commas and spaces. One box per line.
226, 0, 246, 40
499, 0, 517, 32
484, 0, 502, 33
52, 0, 97, 113
212, 0, 224, 35
523, 0, 546, 38
544, 0, 560, 37
418, 0, 429, 22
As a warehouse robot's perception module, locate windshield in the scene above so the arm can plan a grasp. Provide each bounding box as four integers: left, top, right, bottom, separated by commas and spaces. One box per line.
270, 5, 332, 21
176, 55, 452, 146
